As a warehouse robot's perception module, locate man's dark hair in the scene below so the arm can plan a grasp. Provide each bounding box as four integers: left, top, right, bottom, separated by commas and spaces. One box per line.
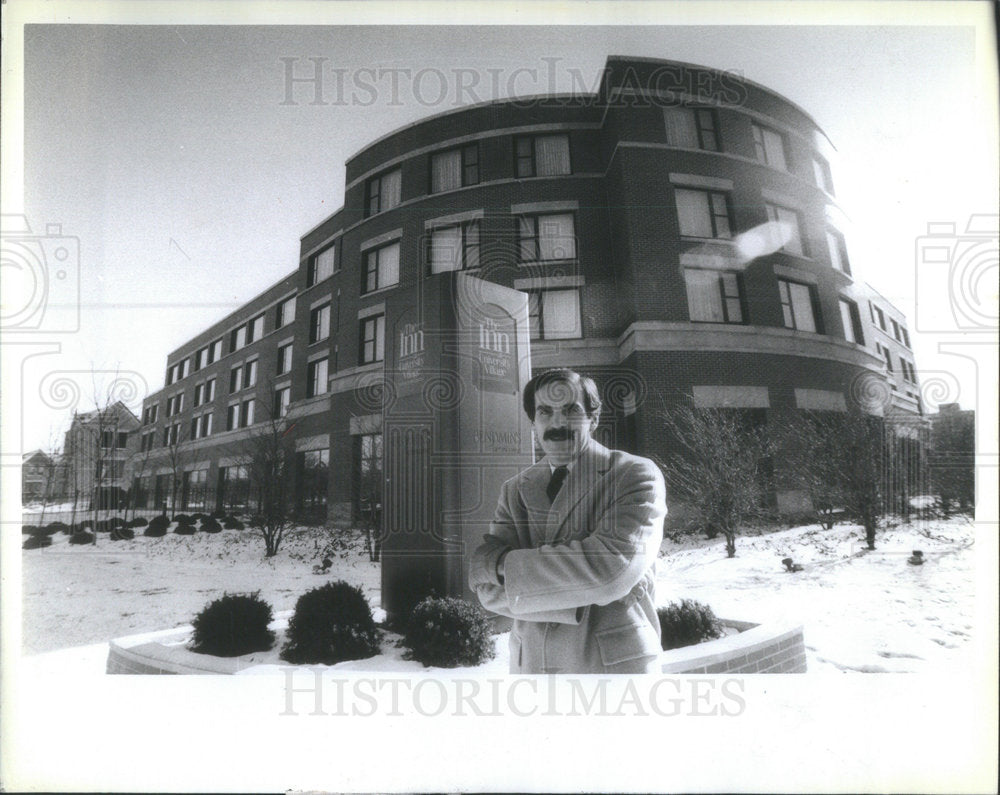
522, 369, 602, 421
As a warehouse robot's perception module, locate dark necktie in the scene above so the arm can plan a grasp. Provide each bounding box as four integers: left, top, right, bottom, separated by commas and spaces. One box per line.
547, 465, 569, 503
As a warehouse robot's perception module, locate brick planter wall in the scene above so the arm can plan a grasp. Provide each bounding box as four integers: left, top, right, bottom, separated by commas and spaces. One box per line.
660, 619, 807, 674
108, 617, 806, 675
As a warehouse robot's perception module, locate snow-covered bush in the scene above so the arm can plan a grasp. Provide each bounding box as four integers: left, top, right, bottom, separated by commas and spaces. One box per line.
45, 521, 70, 535
201, 517, 222, 533
144, 515, 169, 537
280, 581, 380, 665
69, 531, 95, 545
403, 596, 495, 668
23, 535, 52, 550
110, 526, 134, 541
657, 599, 724, 651
190, 592, 275, 657
128, 517, 148, 528
173, 514, 194, 526
174, 523, 197, 535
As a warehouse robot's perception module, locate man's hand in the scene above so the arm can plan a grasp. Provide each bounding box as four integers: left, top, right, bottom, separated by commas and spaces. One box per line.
496, 550, 509, 583
469, 534, 512, 588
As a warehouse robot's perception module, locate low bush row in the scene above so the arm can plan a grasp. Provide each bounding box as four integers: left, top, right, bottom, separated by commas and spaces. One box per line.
189, 585, 499, 669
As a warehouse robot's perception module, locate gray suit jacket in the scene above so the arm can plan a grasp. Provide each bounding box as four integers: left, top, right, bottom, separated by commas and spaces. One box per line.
470, 439, 667, 674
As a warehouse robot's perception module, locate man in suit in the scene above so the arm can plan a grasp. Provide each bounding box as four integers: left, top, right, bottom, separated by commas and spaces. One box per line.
469, 368, 667, 674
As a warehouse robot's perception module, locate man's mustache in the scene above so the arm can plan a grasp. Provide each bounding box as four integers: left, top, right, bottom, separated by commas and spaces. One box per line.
544, 427, 573, 441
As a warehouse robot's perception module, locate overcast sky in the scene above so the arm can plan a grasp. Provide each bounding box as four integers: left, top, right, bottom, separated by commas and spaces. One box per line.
5, 4, 998, 454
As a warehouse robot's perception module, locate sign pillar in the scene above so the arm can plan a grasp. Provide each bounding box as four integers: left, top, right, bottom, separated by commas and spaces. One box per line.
380, 273, 532, 623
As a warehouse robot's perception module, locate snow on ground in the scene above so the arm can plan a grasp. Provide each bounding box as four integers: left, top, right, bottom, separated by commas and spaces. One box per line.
21, 515, 977, 674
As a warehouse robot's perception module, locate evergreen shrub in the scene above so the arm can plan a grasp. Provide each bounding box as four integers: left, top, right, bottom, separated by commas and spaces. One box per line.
281, 581, 380, 665
69, 531, 95, 545
144, 515, 170, 537
403, 596, 496, 668
190, 592, 275, 657
657, 599, 724, 651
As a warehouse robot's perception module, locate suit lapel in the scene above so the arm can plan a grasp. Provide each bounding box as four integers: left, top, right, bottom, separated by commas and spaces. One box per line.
519, 461, 553, 542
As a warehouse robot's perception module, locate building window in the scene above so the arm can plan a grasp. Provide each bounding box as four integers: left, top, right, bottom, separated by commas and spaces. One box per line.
359, 315, 386, 364
143, 405, 158, 425
182, 469, 209, 511
765, 203, 806, 256
366, 168, 401, 216
310, 303, 332, 344
876, 343, 894, 372
813, 156, 835, 194
274, 386, 291, 418
515, 134, 571, 178
900, 358, 917, 383
901, 327, 911, 348
231, 325, 247, 352
244, 359, 258, 389
276, 296, 296, 328
299, 449, 330, 512
307, 358, 329, 397
277, 343, 293, 375
675, 188, 733, 239
230, 365, 243, 393
194, 380, 214, 408
355, 433, 383, 513
241, 398, 255, 427
663, 106, 720, 151
140, 431, 155, 452
164, 422, 180, 446
839, 298, 864, 344
430, 144, 479, 193
428, 220, 481, 273
778, 279, 820, 332
826, 229, 851, 274
166, 393, 184, 417
891, 318, 903, 342
247, 314, 264, 344
210, 339, 222, 363
362, 242, 400, 294
218, 465, 251, 513
309, 244, 336, 286
751, 123, 788, 170
518, 213, 576, 262
869, 302, 887, 331
191, 412, 212, 440
527, 289, 581, 340
194, 382, 205, 407
226, 403, 239, 431
684, 269, 745, 323
194, 346, 207, 371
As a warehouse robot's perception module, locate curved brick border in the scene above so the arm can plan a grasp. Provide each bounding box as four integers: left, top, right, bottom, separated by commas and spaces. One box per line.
660, 619, 807, 674
108, 616, 806, 675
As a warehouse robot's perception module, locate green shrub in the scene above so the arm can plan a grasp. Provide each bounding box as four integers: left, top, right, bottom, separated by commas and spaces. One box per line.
22, 524, 39, 535
174, 523, 197, 535
69, 531, 95, 545
281, 581, 380, 665
403, 596, 496, 668
190, 592, 275, 657
128, 517, 149, 528
173, 513, 194, 525
45, 521, 69, 535
657, 599, 724, 651
223, 517, 244, 530
191, 513, 207, 522
23, 535, 52, 549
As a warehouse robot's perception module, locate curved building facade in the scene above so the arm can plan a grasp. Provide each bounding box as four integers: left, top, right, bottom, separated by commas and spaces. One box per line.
136, 56, 922, 522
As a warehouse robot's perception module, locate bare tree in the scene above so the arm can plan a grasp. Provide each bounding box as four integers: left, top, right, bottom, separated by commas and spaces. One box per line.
776, 411, 849, 530
837, 413, 887, 550
231, 401, 295, 558
162, 422, 190, 517
656, 403, 774, 558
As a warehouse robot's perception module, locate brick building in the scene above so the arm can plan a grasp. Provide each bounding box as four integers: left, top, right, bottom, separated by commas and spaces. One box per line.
133, 56, 922, 523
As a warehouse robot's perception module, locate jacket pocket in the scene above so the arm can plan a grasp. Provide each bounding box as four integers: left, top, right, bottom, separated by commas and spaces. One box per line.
595, 622, 661, 667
